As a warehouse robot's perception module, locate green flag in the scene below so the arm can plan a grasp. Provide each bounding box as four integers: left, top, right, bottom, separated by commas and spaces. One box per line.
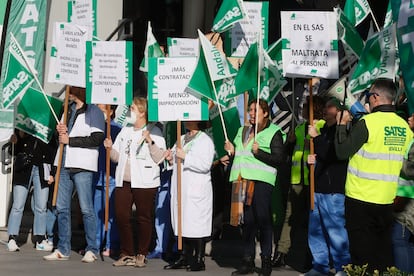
392, 0, 414, 115
212, 0, 245, 33
344, 0, 372, 26
0, 0, 47, 91
139, 21, 164, 72
0, 0, 7, 49
266, 39, 283, 75
348, 24, 398, 95
234, 41, 286, 103
209, 98, 240, 159
185, 30, 237, 106
15, 87, 63, 143
2, 35, 35, 109
335, 7, 365, 58
384, 0, 392, 28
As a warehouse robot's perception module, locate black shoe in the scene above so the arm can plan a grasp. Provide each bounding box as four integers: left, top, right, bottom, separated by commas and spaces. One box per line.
187, 256, 205, 271
232, 256, 255, 275
164, 256, 188, 269
258, 256, 272, 276
271, 252, 286, 267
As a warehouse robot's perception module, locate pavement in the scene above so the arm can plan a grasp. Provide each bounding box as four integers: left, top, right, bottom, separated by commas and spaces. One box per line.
0, 200, 300, 276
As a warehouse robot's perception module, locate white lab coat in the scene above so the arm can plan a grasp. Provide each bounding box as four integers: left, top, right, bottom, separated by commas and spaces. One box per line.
170, 131, 215, 238
112, 124, 166, 188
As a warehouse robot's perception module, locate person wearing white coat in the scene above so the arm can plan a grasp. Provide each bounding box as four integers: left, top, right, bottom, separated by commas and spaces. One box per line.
164, 121, 215, 272
104, 97, 166, 268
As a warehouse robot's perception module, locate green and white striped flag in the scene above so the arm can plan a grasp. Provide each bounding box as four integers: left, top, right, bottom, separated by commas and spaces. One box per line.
348, 24, 398, 95
185, 30, 237, 106
212, 0, 245, 33
2, 35, 35, 109
266, 39, 283, 75
139, 21, 164, 72
335, 7, 365, 58
384, 0, 392, 28
344, 0, 372, 26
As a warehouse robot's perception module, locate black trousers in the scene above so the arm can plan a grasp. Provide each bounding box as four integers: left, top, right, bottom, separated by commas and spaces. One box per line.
242, 181, 274, 257
345, 197, 394, 272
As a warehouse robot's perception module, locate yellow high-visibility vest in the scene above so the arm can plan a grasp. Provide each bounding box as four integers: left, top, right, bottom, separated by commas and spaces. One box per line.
346, 112, 413, 204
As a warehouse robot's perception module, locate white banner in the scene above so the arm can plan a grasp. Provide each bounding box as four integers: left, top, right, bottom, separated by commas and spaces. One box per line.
85, 40, 133, 105
148, 57, 209, 122
281, 11, 339, 79
47, 22, 91, 87
167, 37, 199, 57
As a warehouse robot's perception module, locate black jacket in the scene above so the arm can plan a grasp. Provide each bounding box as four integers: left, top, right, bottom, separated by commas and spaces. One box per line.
314, 123, 348, 194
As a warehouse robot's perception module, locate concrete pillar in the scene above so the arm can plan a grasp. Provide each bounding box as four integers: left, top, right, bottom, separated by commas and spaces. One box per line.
182, 0, 205, 38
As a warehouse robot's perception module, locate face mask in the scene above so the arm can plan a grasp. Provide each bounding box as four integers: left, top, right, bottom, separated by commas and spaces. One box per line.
126, 110, 137, 126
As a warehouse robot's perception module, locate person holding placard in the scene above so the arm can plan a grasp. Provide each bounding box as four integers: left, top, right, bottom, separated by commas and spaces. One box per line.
225, 99, 286, 276
104, 97, 166, 268
44, 87, 105, 263
163, 121, 215, 272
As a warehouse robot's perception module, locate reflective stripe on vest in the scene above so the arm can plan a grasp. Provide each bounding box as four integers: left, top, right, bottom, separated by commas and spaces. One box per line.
229, 124, 285, 185
346, 112, 412, 204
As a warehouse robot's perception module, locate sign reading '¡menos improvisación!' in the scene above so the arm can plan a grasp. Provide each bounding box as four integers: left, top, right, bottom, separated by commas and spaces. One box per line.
147, 57, 209, 122
281, 11, 339, 79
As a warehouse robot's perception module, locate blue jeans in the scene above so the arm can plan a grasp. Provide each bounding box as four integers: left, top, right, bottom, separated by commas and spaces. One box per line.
93, 178, 118, 251
56, 169, 97, 256
392, 221, 414, 273
8, 166, 49, 236
308, 193, 350, 274
151, 169, 172, 254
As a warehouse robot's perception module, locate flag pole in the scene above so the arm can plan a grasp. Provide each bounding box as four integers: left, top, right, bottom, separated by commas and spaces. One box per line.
100, 104, 111, 260
52, 85, 70, 206
255, 33, 261, 138
370, 11, 380, 32
308, 79, 315, 211
176, 120, 183, 250
9, 33, 59, 123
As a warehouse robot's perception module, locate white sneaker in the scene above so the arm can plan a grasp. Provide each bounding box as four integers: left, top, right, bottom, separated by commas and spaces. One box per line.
7, 239, 19, 252
36, 240, 54, 251
43, 250, 69, 261
81, 250, 97, 263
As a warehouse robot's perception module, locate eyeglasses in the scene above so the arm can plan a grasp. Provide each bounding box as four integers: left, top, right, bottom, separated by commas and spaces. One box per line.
364, 90, 379, 103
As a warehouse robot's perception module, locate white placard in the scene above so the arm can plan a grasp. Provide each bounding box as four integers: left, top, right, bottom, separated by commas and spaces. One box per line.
281, 11, 339, 79
48, 22, 91, 87
167, 37, 199, 57
148, 57, 209, 122
86, 41, 133, 105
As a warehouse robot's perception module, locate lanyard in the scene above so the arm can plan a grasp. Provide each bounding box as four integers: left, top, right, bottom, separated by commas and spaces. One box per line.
182, 131, 202, 153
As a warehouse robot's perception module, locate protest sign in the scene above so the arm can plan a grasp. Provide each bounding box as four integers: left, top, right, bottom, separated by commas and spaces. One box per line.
224, 1, 268, 57
281, 11, 339, 79
167, 37, 199, 57
48, 22, 91, 87
86, 40, 133, 105
148, 57, 209, 122
68, 0, 97, 37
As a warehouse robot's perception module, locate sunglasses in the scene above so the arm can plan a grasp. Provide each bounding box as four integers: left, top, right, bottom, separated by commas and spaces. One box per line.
364, 90, 379, 103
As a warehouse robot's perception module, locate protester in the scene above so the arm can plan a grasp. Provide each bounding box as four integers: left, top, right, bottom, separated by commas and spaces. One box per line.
392, 113, 414, 273
225, 99, 285, 276
273, 96, 324, 272
305, 98, 350, 276
104, 97, 166, 268
93, 104, 122, 257
7, 129, 56, 252
335, 79, 412, 272
163, 120, 214, 272
44, 86, 105, 262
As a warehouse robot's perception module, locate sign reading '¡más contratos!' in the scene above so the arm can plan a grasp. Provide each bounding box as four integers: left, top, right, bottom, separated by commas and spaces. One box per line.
147, 57, 209, 122
281, 11, 339, 79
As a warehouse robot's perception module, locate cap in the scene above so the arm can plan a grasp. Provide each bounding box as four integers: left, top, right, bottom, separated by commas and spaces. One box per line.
325, 97, 346, 111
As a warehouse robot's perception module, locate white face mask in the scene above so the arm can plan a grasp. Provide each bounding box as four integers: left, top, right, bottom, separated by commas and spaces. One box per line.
126, 110, 137, 126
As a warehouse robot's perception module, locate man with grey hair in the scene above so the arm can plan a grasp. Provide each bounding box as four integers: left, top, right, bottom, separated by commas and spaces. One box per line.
335, 79, 413, 272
